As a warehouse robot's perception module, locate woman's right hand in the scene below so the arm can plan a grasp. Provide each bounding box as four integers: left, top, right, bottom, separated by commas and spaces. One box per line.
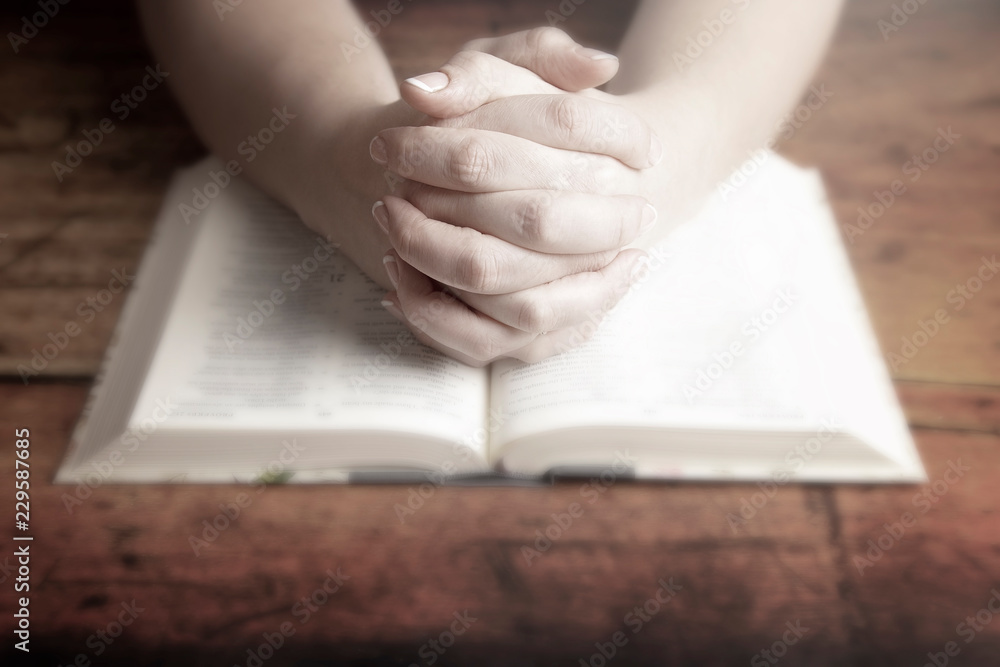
373, 29, 666, 364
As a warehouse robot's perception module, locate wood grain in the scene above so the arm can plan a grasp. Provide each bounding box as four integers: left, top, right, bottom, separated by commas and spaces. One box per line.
0, 0, 998, 664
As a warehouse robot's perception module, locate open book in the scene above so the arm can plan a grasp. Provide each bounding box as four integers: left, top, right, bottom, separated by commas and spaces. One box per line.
56, 154, 925, 484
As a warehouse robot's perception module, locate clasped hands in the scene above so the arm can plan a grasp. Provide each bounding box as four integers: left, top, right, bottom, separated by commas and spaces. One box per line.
372, 28, 664, 366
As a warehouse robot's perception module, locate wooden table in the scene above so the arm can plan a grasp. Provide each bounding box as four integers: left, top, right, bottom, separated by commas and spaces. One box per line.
2, 0, 998, 664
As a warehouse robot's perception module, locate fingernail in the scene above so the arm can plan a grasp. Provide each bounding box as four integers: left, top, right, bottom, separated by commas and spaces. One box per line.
648, 134, 663, 167
575, 46, 618, 62
383, 254, 399, 288
369, 136, 388, 166
640, 204, 658, 236
372, 201, 389, 234
405, 72, 450, 93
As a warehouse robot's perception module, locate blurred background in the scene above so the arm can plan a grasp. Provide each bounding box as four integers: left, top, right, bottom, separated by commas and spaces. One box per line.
1, 0, 998, 665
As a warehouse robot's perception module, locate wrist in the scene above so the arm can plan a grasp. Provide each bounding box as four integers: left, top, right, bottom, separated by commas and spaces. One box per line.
283, 99, 425, 288
617, 87, 719, 239
288, 100, 421, 219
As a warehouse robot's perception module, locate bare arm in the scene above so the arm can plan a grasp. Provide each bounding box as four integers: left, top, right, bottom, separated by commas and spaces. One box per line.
609, 0, 844, 225
376, 2, 846, 362
137, 0, 845, 364
136, 0, 408, 283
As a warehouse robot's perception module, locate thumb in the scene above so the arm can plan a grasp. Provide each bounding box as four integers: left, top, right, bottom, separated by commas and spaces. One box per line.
464, 27, 619, 92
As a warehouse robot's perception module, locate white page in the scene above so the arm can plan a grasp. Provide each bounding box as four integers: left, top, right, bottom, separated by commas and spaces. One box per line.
491, 155, 922, 479
131, 163, 488, 462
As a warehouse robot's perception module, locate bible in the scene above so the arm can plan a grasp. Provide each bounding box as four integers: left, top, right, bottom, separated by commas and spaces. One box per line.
55, 153, 925, 484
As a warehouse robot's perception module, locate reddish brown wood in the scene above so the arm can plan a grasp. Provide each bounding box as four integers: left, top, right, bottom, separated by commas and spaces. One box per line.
0, 0, 998, 664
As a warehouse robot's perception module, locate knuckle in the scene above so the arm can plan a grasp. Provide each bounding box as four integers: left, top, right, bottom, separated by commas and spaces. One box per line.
516, 297, 557, 334
442, 51, 499, 109
449, 136, 493, 190
512, 195, 558, 247
396, 131, 432, 176
447, 49, 485, 76
454, 240, 503, 294
549, 96, 588, 141
525, 26, 567, 53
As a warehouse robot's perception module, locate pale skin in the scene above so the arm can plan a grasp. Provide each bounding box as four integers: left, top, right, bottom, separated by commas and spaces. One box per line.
138, 0, 843, 365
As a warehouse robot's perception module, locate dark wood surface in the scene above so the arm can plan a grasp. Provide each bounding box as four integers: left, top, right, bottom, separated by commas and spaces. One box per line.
1, 0, 999, 665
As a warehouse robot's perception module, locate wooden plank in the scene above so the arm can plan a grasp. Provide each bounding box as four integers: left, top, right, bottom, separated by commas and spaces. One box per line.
0, 287, 127, 380
1, 383, 848, 664
897, 381, 1000, 434
0, 0, 998, 662
833, 429, 1000, 665
781, 0, 1000, 239
850, 231, 1000, 385
2, 389, 998, 663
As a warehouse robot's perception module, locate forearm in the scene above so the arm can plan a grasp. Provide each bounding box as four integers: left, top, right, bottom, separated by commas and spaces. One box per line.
610, 0, 844, 212
137, 0, 417, 284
